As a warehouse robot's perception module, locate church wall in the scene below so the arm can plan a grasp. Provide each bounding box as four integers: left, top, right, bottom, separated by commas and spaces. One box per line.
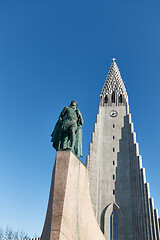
116, 113, 134, 239
87, 105, 133, 239
87, 60, 160, 240
87, 103, 160, 240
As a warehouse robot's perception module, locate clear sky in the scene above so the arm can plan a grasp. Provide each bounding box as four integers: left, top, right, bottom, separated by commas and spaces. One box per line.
0, 0, 160, 237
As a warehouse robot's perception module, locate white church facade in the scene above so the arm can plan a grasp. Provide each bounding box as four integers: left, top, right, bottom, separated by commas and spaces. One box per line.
87, 59, 160, 240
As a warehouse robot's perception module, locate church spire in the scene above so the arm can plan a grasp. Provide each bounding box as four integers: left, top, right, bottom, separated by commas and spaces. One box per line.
100, 59, 128, 106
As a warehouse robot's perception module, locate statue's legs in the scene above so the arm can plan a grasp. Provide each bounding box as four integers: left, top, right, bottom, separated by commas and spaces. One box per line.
69, 125, 77, 151
61, 121, 77, 151
61, 132, 68, 150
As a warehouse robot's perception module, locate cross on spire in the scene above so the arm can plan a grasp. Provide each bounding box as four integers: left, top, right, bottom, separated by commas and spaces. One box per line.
112, 58, 116, 62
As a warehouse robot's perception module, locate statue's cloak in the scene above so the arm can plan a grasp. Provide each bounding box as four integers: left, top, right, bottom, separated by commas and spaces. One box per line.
51, 120, 83, 158
74, 125, 83, 158
51, 119, 62, 151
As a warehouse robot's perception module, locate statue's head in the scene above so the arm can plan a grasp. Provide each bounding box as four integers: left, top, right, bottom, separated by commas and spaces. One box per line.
70, 100, 78, 109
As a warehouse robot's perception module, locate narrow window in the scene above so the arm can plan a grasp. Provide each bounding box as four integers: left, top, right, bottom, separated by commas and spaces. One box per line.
113, 136, 115, 140
110, 211, 118, 240
113, 148, 115, 152
104, 95, 108, 103
113, 175, 115, 180
113, 124, 115, 128
113, 190, 115, 195
113, 161, 115, 166
112, 92, 115, 103
119, 94, 122, 103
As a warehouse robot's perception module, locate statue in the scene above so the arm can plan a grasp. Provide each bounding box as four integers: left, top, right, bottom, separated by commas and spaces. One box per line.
51, 100, 84, 158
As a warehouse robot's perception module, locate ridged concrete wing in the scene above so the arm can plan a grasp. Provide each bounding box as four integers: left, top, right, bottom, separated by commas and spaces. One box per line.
87, 60, 160, 240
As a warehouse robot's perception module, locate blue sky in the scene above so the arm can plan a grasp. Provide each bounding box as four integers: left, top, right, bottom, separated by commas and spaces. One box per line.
0, 0, 160, 237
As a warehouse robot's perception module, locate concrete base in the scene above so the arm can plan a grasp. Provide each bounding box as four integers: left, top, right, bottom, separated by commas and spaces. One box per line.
41, 151, 105, 240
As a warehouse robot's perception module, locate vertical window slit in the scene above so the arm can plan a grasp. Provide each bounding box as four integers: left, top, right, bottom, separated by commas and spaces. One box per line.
119, 94, 123, 103
112, 92, 115, 103
110, 211, 118, 240
104, 95, 108, 103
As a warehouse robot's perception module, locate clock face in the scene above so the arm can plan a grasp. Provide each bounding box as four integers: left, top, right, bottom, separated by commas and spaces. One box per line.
110, 110, 118, 118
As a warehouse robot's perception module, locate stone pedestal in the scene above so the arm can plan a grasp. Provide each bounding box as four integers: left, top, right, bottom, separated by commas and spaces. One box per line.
41, 151, 105, 240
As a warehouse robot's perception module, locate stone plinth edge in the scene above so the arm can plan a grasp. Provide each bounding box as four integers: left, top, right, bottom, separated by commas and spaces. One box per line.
41, 151, 105, 240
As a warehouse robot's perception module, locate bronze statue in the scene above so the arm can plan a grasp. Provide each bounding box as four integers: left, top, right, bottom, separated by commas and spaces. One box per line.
51, 100, 83, 158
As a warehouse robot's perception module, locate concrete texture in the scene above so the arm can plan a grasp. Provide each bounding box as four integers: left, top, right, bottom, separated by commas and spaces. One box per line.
87, 61, 160, 239
41, 151, 106, 240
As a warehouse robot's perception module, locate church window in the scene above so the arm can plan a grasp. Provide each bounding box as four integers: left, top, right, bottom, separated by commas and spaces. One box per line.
113, 124, 115, 128
113, 161, 115, 165
112, 92, 115, 103
104, 95, 108, 103
119, 94, 122, 103
113, 175, 115, 180
110, 211, 118, 240
113, 190, 115, 195
113, 136, 115, 140
113, 148, 115, 152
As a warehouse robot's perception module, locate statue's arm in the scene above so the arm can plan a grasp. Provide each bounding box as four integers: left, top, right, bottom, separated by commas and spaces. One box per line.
76, 109, 84, 125
59, 107, 67, 120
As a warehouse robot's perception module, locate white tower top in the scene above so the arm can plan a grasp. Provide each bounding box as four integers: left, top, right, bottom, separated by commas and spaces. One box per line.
100, 59, 128, 105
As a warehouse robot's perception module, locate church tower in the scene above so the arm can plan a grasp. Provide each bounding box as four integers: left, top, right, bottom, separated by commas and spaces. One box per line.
87, 59, 160, 240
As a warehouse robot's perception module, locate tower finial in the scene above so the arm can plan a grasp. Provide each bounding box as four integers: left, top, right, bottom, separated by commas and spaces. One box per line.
112, 58, 116, 62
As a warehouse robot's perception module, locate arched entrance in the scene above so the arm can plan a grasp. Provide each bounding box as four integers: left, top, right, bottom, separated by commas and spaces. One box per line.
100, 203, 124, 240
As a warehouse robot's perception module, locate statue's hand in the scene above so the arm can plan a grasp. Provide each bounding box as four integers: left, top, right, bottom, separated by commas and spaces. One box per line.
76, 109, 81, 115
76, 109, 83, 126
76, 110, 80, 120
